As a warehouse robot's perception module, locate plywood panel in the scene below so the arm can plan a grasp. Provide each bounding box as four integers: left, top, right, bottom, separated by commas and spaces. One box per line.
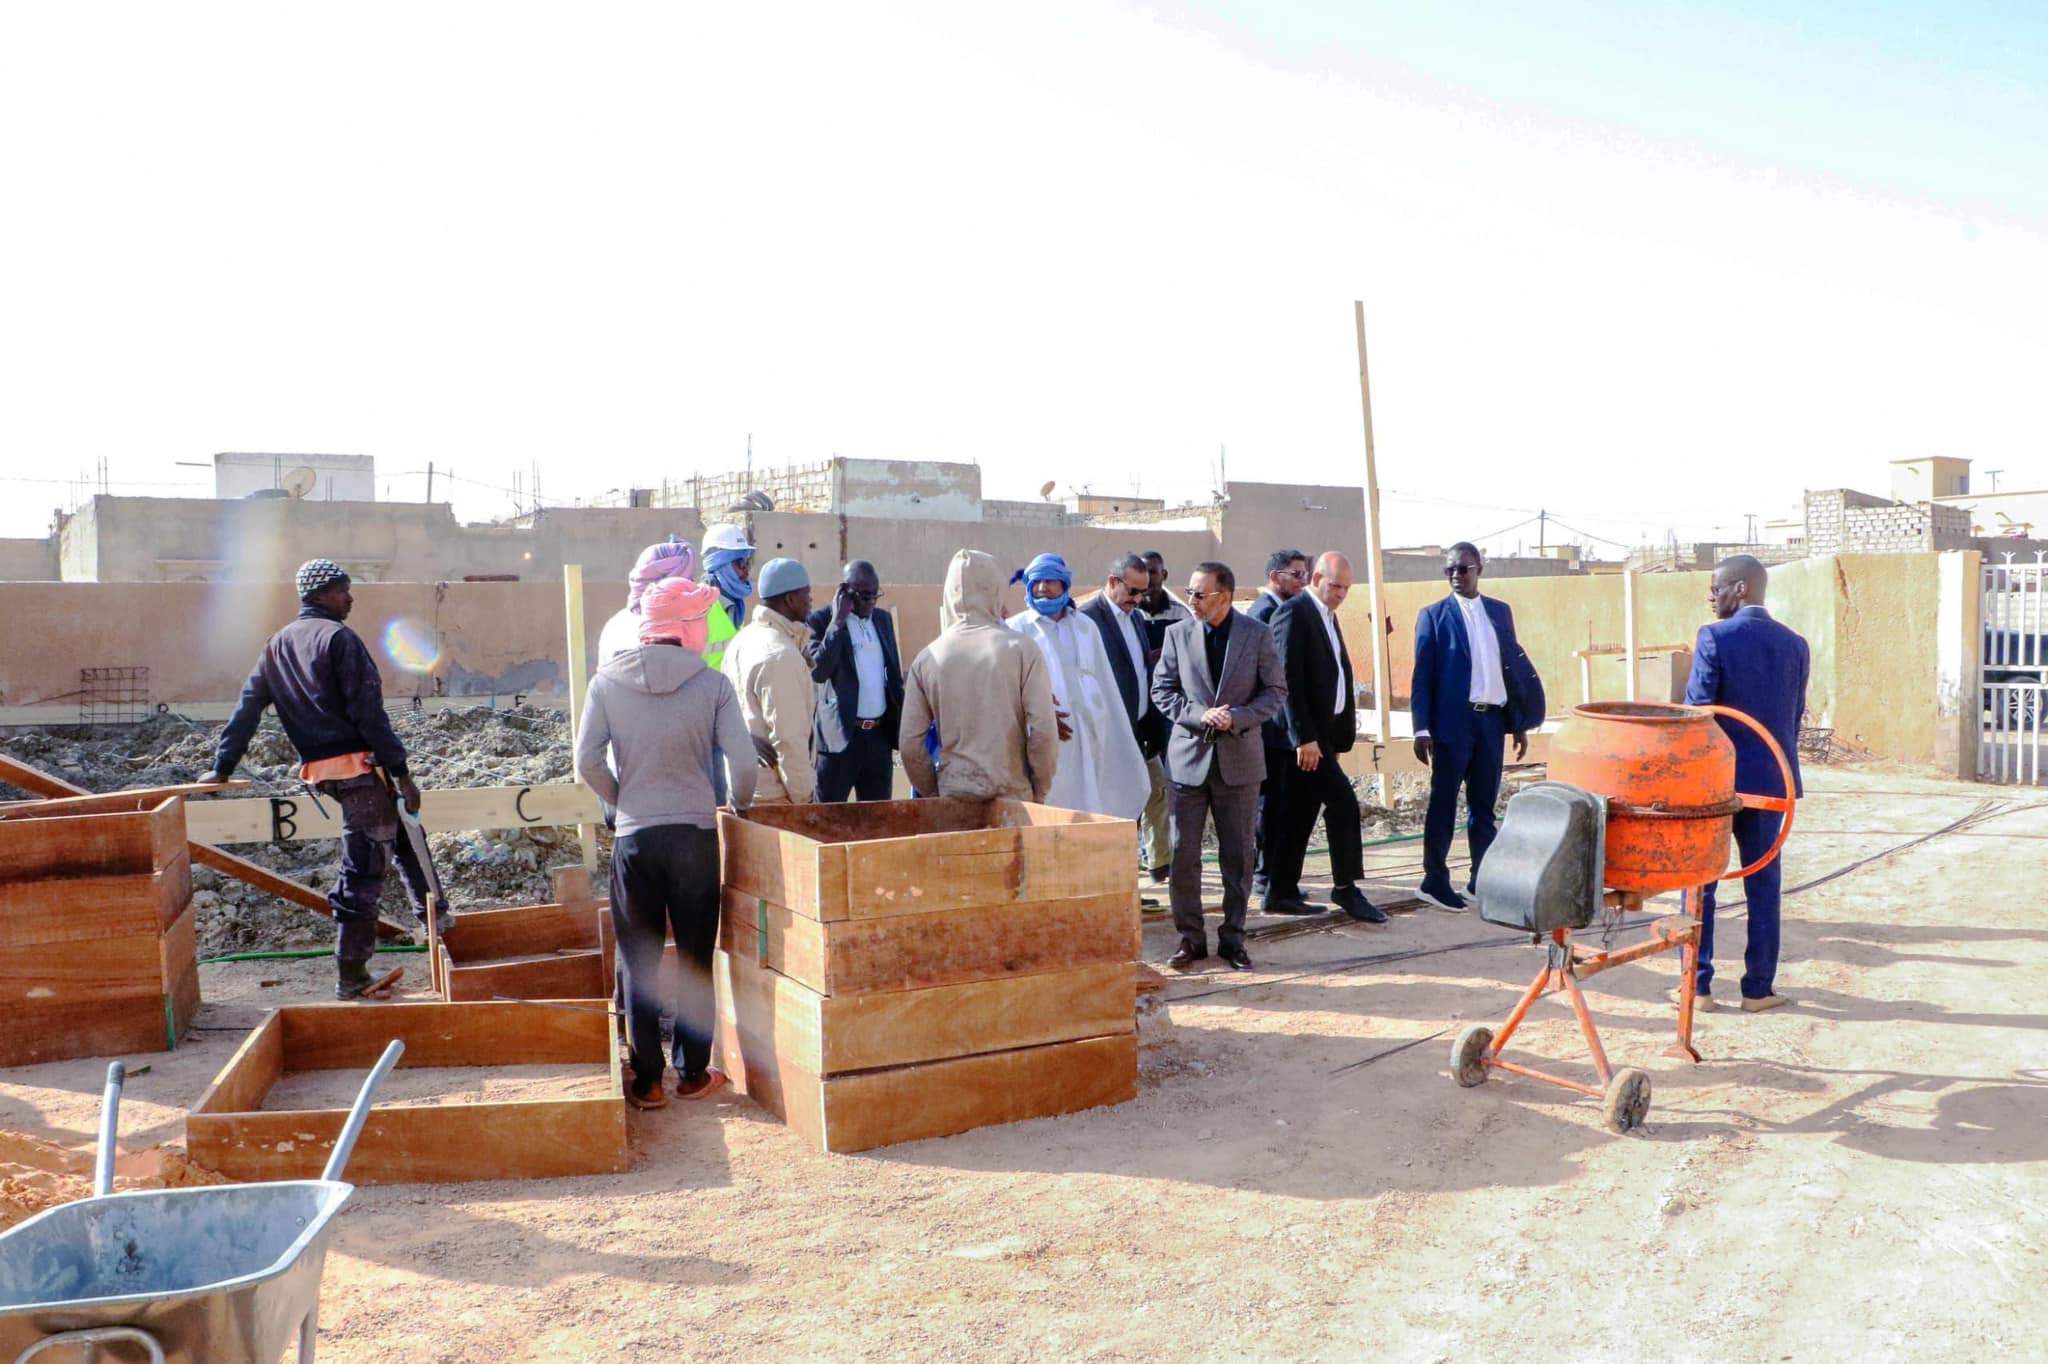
0, 803, 176, 880
441, 903, 601, 962
186, 1095, 629, 1185
191, 1013, 286, 1116
277, 1000, 610, 1070
182, 781, 604, 844
160, 902, 200, 1046
0, 867, 173, 948
443, 951, 607, 1003
0, 998, 173, 1068
719, 811, 848, 920
0, 933, 165, 1006
721, 888, 1140, 996
819, 1034, 1136, 1152
841, 820, 1133, 920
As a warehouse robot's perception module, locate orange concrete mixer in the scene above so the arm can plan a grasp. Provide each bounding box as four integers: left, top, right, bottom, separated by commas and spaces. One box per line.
1453, 701, 1795, 1132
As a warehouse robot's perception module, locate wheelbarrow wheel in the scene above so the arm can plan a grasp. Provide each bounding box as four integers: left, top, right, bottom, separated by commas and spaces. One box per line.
1450, 1024, 1494, 1088
1603, 1068, 1652, 1133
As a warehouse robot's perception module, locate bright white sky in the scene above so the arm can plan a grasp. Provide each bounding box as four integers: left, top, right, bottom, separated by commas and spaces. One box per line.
2, 1, 2042, 555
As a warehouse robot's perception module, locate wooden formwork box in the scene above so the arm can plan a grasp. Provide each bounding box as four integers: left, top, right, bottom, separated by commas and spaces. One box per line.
0, 795, 199, 1067
186, 1001, 629, 1185
716, 799, 1141, 1153
428, 901, 615, 1002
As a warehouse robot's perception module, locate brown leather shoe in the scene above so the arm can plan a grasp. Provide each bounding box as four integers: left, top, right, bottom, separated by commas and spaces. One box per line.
1740, 994, 1790, 1013
627, 1078, 669, 1110
675, 1068, 729, 1100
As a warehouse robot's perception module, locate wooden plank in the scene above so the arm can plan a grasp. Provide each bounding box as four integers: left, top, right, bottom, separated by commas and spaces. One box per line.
277, 1000, 610, 1070
0, 998, 176, 1068
0, 805, 174, 880
182, 782, 604, 845
186, 1095, 628, 1185
0, 867, 173, 948
0, 933, 165, 1006
721, 887, 1139, 996
0, 781, 250, 819
444, 951, 606, 1003
718, 810, 847, 921
191, 1013, 285, 1115
818, 1034, 1136, 1152
0, 750, 405, 940
440, 903, 601, 962
840, 819, 1131, 919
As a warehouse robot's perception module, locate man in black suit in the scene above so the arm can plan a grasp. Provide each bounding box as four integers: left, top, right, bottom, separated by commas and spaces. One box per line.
1152, 561, 1288, 970
1080, 554, 1170, 895
1248, 548, 1310, 908
1269, 552, 1383, 923
806, 560, 904, 802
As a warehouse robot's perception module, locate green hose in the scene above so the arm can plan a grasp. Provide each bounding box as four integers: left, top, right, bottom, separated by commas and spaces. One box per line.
199, 944, 428, 966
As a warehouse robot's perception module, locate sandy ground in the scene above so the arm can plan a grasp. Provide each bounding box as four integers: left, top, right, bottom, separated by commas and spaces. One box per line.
2, 765, 2044, 1361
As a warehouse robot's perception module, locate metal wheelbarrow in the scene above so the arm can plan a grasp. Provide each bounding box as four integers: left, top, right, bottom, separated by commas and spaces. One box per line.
0, 1040, 404, 1363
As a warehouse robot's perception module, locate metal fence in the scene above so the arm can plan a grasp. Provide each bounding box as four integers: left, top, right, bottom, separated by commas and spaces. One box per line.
1981, 554, 2048, 783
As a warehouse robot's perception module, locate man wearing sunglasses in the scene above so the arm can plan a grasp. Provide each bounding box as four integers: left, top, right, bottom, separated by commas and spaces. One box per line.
1412, 542, 1536, 912
806, 560, 904, 803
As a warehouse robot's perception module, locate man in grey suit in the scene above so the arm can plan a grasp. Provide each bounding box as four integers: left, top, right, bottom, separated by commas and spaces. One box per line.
1151, 561, 1289, 971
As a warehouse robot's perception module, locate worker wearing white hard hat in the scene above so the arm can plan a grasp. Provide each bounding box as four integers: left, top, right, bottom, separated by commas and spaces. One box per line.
701, 524, 756, 633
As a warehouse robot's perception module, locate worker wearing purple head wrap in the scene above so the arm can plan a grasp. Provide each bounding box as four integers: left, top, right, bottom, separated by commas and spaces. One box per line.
599, 536, 699, 665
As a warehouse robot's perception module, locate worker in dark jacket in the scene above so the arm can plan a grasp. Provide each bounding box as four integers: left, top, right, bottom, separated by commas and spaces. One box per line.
806, 560, 905, 802
200, 559, 438, 999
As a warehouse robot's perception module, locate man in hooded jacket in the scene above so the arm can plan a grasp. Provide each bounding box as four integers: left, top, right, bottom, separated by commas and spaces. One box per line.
576, 576, 758, 1108
902, 549, 1061, 803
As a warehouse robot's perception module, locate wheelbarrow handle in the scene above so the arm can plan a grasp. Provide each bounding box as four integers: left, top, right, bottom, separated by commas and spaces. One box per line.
17, 1326, 165, 1363
95, 1062, 125, 1198
323, 1040, 405, 1182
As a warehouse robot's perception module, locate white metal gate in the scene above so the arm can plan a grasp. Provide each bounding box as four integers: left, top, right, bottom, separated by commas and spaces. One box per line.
1980, 555, 2048, 783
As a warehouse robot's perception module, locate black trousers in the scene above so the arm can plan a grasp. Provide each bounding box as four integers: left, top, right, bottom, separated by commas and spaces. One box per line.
611, 823, 720, 1086
1269, 753, 1364, 895
1252, 740, 1296, 894
329, 774, 432, 962
817, 725, 895, 802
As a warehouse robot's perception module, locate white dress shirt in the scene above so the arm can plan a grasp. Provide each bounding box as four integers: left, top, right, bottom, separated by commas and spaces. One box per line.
847, 614, 887, 719
1307, 591, 1347, 714
1417, 592, 1508, 739
1115, 603, 1148, 683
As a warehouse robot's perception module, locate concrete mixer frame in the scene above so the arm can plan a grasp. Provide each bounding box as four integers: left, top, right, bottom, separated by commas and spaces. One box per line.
1451, 702, 1797, 1134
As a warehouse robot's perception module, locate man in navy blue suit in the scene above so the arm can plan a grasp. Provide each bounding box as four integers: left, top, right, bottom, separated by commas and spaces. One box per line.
1411, 543, 1532, 911
1686, 554, 1809, 1013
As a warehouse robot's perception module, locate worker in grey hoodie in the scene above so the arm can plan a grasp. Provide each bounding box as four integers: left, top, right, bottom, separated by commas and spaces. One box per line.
575, 577, 758, 1109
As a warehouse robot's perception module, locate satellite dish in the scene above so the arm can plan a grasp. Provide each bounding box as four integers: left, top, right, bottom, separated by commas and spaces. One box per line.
1038, 480, 1056, 501
281, 466, 318, 499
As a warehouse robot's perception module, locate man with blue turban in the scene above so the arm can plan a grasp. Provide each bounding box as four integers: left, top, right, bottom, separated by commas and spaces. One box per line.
700, 524, 756, 670
1006, 553, 1149, 819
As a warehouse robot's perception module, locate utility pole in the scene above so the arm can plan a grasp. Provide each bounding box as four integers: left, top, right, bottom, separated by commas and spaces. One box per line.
1745, 512, 1756, 543
425, 462, 434, 503
1538, 509, 1546, 552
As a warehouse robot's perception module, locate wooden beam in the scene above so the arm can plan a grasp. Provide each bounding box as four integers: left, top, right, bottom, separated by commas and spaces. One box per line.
563, 562, 599, 875
0, 780, 251, 819
181, 782, 603, 845
1353, 299, 1396, 809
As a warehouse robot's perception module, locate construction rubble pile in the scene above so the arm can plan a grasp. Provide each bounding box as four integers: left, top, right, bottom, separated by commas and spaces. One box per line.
0, 707, 595, 957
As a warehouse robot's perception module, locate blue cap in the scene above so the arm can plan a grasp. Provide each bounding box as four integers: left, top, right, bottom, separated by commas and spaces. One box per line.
756, 557, 810, 600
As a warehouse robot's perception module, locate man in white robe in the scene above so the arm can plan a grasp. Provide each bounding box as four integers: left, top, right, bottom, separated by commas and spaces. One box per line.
1006, 553, 1149, 820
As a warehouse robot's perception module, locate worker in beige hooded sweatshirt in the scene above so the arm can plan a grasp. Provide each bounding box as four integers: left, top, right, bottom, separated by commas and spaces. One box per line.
721, 557, 819, 805
902, 549, 1062, 802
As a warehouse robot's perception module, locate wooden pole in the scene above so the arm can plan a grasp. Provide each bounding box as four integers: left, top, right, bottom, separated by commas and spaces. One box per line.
563, 563, 599, 874
1353, 302, 1395, 808
1622, 569, 1640, 703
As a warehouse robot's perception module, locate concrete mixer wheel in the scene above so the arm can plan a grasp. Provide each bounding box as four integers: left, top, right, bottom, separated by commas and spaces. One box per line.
1604, 1068, 1652, 1133
1451, 1025, 1494, 1088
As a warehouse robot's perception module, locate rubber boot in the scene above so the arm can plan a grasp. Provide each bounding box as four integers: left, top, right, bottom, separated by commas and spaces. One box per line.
336, 957, 378, 1001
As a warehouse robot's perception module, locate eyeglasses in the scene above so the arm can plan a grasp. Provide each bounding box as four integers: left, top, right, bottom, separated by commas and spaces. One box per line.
847, 590, 883, 604
1186, 589, 1225, 603
1445, 564, 1478, 577
1276, 569, 1308, 582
